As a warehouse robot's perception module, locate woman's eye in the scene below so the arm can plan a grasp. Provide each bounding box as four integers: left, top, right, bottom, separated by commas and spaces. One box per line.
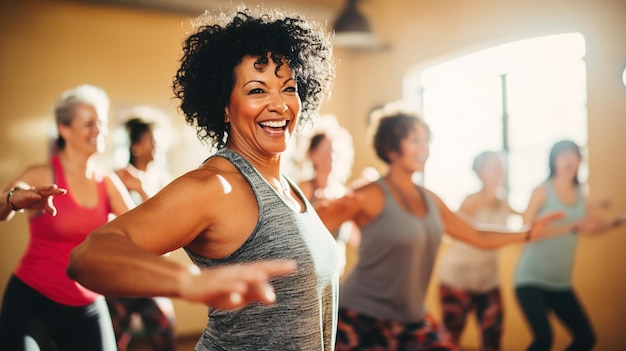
283, 86, 297, 93
248, 88, 264, 95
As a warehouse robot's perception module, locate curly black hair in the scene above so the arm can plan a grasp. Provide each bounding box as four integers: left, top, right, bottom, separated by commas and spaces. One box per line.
173, 7, 335, 150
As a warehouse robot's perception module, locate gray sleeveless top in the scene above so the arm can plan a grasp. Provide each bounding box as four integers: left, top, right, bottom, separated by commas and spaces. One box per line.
184, 148, 339, 351
339, 178, 444, 323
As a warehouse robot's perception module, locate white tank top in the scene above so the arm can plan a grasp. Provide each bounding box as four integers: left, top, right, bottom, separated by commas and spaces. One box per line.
437, 202, 510, 292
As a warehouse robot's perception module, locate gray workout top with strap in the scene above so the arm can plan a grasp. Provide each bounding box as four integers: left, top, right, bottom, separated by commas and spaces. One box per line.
184, 148, 339, 351
339, 178, 444, 323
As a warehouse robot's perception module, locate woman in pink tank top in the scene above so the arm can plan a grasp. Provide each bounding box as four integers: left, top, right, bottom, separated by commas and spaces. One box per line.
0, 84, 133, 351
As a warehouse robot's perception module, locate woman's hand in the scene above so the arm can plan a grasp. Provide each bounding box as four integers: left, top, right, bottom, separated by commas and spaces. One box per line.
576, 212, 626, 235
527, 211, 566, 241
116, 168, 143, 193
180, 260, 297, 310
576, 215, 606, 234
7, 184, 67, 216
612, 213, 626, 228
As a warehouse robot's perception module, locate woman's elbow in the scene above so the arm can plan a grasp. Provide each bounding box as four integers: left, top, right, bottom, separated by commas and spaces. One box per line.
66, 233, 104, 286
66, 241, 89, 283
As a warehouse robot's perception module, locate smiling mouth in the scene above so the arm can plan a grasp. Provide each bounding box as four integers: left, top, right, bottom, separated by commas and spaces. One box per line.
259, 120, 288, 132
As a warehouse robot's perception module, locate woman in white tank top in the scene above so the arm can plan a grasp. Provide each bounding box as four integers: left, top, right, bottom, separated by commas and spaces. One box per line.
437, 151, 518, 351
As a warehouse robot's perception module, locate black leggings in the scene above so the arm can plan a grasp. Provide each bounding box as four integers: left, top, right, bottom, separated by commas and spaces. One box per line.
0, 275, 117, 351
515, 286, 595, 351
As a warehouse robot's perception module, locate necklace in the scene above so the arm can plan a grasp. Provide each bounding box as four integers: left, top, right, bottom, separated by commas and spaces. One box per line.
251, 162, 298, 208
266, 176, 290, 197
269, 176, 303, 212
252, 163, 290, 196
275, 178, 290, 195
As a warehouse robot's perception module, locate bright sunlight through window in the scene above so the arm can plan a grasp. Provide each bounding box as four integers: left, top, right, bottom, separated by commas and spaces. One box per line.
403, 33, 588, 212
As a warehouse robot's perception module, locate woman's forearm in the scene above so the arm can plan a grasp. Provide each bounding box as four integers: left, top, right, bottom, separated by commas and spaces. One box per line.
470, 225, 528, 249
467, 218, 573, 249
67, 232, 192, 298
446, 210, 527, 249
0, 188, 18, 221
68, 230, 300, 310
530, 222, 577, 240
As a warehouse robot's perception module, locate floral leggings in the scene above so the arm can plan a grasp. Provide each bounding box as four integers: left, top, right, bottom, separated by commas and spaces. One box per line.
335, 307, 458, 351
106, 297, 176, 351
439, 284, 503, 351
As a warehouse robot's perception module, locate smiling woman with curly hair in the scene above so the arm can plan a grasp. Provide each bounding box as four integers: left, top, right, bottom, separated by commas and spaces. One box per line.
68, 6, 340, 351
173, 8, 334, 150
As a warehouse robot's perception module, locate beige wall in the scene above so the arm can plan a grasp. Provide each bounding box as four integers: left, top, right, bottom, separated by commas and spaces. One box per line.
1, 0, 625, 348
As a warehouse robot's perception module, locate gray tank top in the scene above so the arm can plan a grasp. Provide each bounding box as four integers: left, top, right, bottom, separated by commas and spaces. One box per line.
184, 148, 339, 351
339, 178, 444, 323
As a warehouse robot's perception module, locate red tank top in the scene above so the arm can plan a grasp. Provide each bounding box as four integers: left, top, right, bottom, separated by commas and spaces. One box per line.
14, 156, 111, 306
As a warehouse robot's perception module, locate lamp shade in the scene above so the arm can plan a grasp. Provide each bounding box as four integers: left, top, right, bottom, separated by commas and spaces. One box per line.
332, 0, 386, 50
333, 0, 371, 33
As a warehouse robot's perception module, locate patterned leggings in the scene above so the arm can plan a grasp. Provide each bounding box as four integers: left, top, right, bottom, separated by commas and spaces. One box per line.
335, 307, 458, 351
106, 297, 176, 351
439, 284, 503, 351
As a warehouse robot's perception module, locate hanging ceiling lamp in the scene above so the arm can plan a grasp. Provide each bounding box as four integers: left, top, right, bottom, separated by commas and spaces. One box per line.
332, 0, 386, 50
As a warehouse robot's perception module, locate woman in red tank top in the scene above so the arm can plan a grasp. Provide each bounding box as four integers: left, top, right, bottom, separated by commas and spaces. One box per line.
0, 84, 133, 351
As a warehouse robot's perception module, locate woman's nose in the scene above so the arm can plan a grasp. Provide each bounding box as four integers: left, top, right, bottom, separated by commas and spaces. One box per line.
268, 94, 288, 113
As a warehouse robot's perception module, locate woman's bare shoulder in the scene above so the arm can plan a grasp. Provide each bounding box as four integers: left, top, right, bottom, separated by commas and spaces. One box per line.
530, 183, 548, 199
422, 187, 443, 202
353, 179, 385, 209
354, 178, 382, 195
171, 158, 227, 184
459, 192, 481, 214
16, 162, 54, 186
162, 156, 251, 205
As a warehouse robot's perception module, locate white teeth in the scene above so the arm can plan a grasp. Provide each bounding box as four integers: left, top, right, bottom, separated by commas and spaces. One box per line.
259, 120, 287, 128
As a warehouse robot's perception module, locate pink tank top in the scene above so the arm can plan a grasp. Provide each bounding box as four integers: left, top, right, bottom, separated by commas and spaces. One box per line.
15, 156, 111, 306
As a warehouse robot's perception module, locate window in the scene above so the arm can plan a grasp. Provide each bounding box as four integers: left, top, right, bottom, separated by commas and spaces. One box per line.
403, 33, 588, 211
